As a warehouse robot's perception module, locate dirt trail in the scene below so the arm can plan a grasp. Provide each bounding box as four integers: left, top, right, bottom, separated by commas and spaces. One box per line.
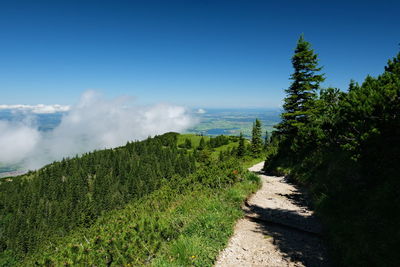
215, 162, 329, 267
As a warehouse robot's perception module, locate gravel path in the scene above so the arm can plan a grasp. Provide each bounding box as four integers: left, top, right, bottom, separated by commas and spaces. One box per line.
215, 162, 329, 267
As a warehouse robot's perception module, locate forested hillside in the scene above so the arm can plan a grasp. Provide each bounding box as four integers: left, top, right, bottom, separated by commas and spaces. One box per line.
1, 133, 196, 255
265, 36, 400, 266
0, 131, 264, 266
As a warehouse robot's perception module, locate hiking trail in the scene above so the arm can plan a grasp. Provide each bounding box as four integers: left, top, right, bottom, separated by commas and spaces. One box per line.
215, 162, 329, 266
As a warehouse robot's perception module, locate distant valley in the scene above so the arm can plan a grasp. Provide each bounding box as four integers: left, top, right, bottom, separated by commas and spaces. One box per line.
0, 108, 281, 176
187, 108, 280, 137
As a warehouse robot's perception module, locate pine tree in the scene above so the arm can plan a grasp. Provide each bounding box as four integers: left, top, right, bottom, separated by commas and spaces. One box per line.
237, 132, 245, 157
197, 148, 211, 166
218, 150, 224, 161
198, 136, 206, 150
184, 138, 192, 149
251, 119, 263, 156
277, 35, 325, 134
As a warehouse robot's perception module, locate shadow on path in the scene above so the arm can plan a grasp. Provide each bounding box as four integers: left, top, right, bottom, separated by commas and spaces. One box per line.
245, 172, 330, 266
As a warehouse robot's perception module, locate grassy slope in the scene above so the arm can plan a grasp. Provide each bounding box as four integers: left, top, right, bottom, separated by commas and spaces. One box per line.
17, 134, 262, 266
152, 173, 260, 267
22, 171, 260, 267
177, 134, 242, 160
177, 134, 210, 147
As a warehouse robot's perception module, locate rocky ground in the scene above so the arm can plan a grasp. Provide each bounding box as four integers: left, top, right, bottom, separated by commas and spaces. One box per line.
215, 162, 329, 267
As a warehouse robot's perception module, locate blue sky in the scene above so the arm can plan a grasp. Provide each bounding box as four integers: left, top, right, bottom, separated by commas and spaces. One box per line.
0, 0, 399, 108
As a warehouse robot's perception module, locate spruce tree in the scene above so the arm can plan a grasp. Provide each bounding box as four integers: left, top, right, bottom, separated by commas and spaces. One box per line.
184, 138, 192, 149
198, 136, 206, 150
237, 132, 245, 157
218, 150, 224, 161
251, 119, 263, 156
277, 35, 325, 134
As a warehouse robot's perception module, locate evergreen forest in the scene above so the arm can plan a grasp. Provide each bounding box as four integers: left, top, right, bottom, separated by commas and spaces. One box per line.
265, 35, 400, 266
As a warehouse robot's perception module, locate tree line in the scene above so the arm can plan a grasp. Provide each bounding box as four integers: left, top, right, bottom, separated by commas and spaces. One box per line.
265, 35, 400, 266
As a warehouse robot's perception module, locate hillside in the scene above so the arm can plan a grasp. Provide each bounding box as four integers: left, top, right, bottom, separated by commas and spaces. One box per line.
0, 132, 264, 266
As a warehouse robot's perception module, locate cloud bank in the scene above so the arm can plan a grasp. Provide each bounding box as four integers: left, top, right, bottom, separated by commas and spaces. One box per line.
0, 91, 195, 170
0, 121, 40, 164
0, 104, 70, 114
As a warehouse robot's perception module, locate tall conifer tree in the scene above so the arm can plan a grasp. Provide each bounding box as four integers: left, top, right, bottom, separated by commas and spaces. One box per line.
277, 35, 325, 134
198, 136, 206, 150
251, 119, 263, 156
237, 132, 245, 157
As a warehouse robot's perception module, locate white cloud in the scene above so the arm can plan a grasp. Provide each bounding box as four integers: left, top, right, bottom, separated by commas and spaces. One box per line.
0, 121, 40, 164
0, 91, 195, 170
0, 104, 70, 114
196, 108, 206, 114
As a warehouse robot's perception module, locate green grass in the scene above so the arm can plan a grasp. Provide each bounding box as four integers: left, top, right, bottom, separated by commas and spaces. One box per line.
177, 133, 241, 160
177, 133, 266, 169
152, 172, 261, 266
177, 134, 210, 148
240, 155, 266, 169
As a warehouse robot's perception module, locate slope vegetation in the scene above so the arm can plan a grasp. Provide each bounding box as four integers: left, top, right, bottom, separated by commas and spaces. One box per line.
0, 132, 262, 266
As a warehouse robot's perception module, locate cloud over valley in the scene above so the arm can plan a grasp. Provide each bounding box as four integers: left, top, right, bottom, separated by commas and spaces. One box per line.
0, 91, 195, 170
